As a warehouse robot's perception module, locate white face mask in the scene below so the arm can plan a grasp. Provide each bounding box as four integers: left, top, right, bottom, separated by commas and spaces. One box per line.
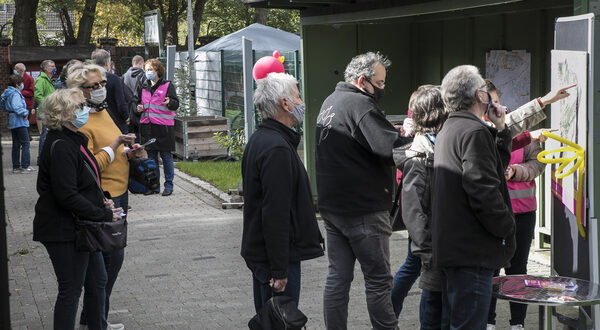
89, 87, 107, 104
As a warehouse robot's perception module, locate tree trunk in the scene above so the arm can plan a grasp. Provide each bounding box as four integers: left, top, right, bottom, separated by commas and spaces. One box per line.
77, 0, 99, 45
59, 7, 77, 45
190, 0, 207, 46
12, 0, 40, 46
164, 0, 181, 45
254, 8, 267, 25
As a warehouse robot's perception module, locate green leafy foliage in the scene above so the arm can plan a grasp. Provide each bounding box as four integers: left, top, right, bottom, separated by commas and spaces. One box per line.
214, 129, 245, 160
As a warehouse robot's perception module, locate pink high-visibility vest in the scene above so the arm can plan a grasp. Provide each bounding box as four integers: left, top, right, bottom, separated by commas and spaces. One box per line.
507, 148, 537, 214
140, 82, 175, 126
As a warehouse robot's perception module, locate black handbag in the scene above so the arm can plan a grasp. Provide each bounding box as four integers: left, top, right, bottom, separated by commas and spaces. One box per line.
75, 144, 127, 252
248, 295, 307, 330
75, 218, 127, 252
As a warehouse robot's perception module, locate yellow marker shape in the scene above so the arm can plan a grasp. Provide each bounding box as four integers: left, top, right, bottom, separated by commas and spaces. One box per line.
537, 131, 586, 238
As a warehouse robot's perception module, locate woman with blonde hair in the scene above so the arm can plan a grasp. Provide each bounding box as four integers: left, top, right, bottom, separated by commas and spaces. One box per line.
67, 63, 142, 330
33, 88, 122, 330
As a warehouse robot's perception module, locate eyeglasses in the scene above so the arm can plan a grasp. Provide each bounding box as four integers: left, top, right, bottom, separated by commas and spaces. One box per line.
81, 80, 107, 90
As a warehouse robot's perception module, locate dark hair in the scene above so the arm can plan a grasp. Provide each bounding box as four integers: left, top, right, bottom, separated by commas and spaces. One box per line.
408, 84, 435, 109
60, 59, 83, 81
484, 79, 498, 93
411, 85, 448, 134
145, 58, 165, 78
8, 74, 24, 87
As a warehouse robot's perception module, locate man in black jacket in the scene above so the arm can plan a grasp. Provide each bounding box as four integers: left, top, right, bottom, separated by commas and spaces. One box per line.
431, 65, 516, 329
241, 72, 324, 313
316, 52, 405, 330
122, 55, 146, 139
91, 49, 129, 133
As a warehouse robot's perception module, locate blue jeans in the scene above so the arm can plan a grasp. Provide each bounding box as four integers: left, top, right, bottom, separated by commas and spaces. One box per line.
322, 211, 397, 330
441, 266, 494, 330
147, 150, 174, 191
43, 242, 106, 330
247, 261, 301, 314
11, 127, 30, 169
391, 241, 421, 317
81, 192, 127, 324
37, 123, 47, 164
420, 290, 443, 330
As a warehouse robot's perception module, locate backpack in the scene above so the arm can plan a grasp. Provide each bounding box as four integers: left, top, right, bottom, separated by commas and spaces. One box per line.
121, 74, 143, 126
128, 158, 159, 194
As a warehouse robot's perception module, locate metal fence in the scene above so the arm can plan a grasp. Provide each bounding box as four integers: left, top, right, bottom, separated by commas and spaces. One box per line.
174, 49, 301, 132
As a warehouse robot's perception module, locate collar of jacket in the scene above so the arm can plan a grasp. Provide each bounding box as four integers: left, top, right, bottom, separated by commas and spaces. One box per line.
39, 72, 51, 82
57, 125, 89, 144
334, 81, 379, 102
448, 111, 499, 137
259, 118, 301, 149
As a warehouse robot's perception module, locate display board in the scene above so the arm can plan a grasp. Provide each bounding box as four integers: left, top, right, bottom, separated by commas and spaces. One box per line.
550, 14, 593, 281
485, 50, 531, 112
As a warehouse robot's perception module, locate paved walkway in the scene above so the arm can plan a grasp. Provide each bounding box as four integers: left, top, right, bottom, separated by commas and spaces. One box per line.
6, 141, 549, 329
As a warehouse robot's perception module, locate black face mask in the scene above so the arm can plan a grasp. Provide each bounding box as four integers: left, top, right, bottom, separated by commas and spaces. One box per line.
366, 79, 385, 103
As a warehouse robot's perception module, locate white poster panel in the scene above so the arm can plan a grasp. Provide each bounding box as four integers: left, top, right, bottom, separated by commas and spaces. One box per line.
144, 14, 160, 44
485, 50, 531, 112
549, 49, 588, 219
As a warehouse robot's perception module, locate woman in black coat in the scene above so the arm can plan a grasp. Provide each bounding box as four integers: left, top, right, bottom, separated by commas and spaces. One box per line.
136, 58, 179, 196
33, 88, 122, 330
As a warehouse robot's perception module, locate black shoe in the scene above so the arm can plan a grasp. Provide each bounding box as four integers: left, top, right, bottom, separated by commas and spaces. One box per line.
144, 190, 158, 196
161, 189, 173, 196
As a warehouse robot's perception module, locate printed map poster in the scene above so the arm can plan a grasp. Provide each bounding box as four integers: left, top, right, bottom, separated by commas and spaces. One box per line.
485, 50, 531, 112
549, 50, 588, 221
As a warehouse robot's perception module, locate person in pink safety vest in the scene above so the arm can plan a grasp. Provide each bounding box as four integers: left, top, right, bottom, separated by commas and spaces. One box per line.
136, 59, 179, 196
485, 80, 547, 330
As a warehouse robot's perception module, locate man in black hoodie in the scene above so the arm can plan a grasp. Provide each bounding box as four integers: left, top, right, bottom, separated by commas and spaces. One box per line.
122, 55, 146, 138
316, 52, 406, 330
241, 72, 324, 313
431, 65, 515, 329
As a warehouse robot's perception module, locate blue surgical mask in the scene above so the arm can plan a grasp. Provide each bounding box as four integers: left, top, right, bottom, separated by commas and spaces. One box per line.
287, 98, 305, 125
19, 84, 24, 91
145, 71, 155, 81
13, 70, 18, 75
51, 67, 57, 75
72, 107, 90, 129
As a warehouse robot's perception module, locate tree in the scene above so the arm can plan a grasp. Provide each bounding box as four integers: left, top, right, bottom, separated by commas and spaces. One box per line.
77, 0, 98, 44
13, 0, 41, 46
201, 0, 299, 38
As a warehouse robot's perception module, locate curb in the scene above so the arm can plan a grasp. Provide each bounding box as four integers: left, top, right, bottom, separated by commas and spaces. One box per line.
172, 165, 232, 203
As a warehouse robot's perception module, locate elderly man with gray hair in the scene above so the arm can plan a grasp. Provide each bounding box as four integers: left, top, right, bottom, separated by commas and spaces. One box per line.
241, 72, 324, 314
316, 52, 407, 330
431, 65, 516, 329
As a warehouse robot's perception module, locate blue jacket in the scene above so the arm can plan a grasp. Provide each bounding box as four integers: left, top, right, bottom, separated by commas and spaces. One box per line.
1, 86, 29, 129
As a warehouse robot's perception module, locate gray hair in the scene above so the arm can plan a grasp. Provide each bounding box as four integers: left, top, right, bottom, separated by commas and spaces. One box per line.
40, 60, 55, 71
91, 48, 111, 67
441, 65, 484, 112
344, 52, 391, 83
254, 72, 298, 119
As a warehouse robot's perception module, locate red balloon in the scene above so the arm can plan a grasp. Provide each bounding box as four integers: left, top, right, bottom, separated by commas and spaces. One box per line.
252, 56, 285, 81
273, 50, 280, 58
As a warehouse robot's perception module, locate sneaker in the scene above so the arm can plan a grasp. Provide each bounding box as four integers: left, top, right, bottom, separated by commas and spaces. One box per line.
107, 322, 124, 330
21, 167, 36, 173
510, 325, 524, 330
486, 325, 496, 330
12, 168, 22, 174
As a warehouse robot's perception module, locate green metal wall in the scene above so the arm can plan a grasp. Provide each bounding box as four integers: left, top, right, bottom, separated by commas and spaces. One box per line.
302, 5, 572, 197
